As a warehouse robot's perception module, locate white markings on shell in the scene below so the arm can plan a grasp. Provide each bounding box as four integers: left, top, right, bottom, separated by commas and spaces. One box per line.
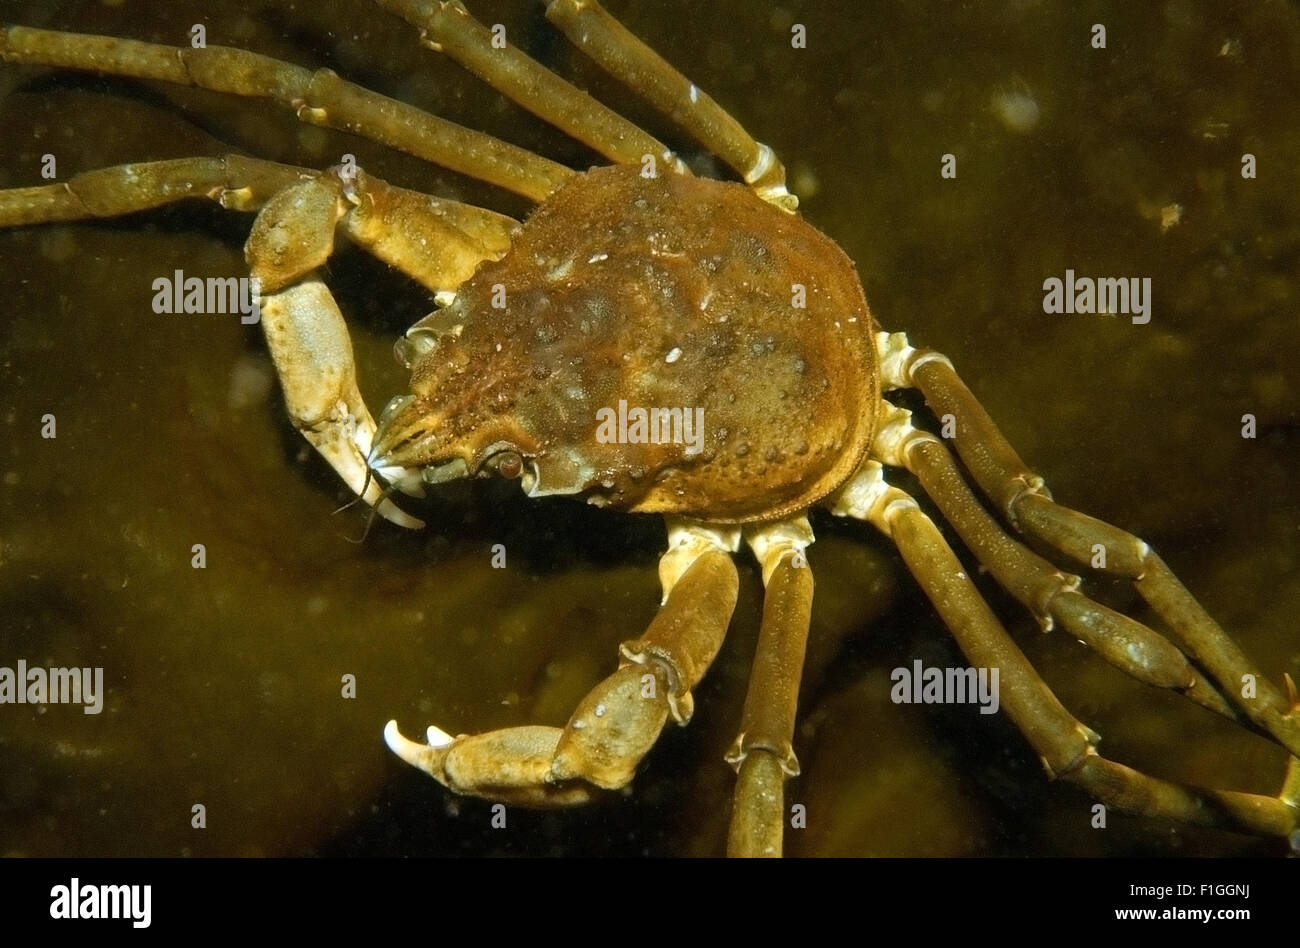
546, 256, 576, 281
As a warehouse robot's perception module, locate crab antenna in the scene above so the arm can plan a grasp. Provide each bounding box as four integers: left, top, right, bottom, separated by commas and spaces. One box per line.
336, 465, 406, 544
333, 464, 376, 517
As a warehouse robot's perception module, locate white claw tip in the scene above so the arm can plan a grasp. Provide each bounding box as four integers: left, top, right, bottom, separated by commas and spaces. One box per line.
384, 719, 431, 770
383, 719, 407, 752
426, 724, 454, 747
384, 719, 456, 775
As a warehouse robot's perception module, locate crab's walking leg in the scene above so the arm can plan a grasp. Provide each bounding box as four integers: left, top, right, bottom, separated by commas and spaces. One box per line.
869, 403, 1249, 724
0, 155, 518, 276
543, 0, 797, 210
385, 520, 739, 807
0, 154, 311, 226
879, 332, 1300, 759
376, 0, 678, 171
833, 463, 1300, 841
726, 518, 815, 858
0, 26, 570, 201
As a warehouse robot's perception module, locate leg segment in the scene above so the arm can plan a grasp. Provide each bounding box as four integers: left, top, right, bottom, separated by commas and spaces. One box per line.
0, 155, 518, 297
869, 401, 1247, 724
543, 0, 797, 210
385, 520, 740, 805
0, 25, 570, 201
376, 0, 678, 171
0, 154, 311, 226
336, 167, 518, 297
878, 331, 1300, 758
727, 517, 815, 857
833, 463, 1299, 840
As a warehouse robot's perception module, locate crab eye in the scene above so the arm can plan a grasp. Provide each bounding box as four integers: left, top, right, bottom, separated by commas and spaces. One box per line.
488, 450, 523, 479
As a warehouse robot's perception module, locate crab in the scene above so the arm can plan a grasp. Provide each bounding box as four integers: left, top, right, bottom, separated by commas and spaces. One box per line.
1, 0, 1297, 857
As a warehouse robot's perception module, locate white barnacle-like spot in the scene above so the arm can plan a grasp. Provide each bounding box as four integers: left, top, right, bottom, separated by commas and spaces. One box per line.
546, 256, 575, 282
665, 347, 683, 364
588, 252, 609, 264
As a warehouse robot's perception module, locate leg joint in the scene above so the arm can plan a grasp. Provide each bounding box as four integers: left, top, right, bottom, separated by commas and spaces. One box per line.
724, 733, 800, 778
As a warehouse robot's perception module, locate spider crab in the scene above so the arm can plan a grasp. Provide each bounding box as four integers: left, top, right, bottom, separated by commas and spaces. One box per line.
1, 0, 1296, 857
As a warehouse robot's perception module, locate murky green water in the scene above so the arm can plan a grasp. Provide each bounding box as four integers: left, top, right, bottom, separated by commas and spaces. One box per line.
0, 0, 1296, 856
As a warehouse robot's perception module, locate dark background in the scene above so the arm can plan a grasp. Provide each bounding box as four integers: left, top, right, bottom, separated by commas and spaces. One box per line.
0, 0, 1296, 856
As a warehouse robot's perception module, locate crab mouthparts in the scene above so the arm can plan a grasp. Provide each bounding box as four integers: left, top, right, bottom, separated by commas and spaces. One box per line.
365, 447, 428, 498
369, 394, 448, 494
371, 393, 485, 494
421, 457, 469, 485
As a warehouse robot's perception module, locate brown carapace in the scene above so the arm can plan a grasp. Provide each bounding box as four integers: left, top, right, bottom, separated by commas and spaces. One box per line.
381, 163, 879, 523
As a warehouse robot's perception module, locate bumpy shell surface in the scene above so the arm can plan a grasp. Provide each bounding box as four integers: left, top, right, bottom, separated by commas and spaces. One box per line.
391, 164, 879, 523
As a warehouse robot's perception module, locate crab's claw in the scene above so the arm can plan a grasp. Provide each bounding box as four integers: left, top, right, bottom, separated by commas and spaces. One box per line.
383, 719, 598, 807
255, 281, 426, 529
291, 382, 425, 530
244, 175, 426, 530
384, 719, 456, 776
260, 281, 426, 528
